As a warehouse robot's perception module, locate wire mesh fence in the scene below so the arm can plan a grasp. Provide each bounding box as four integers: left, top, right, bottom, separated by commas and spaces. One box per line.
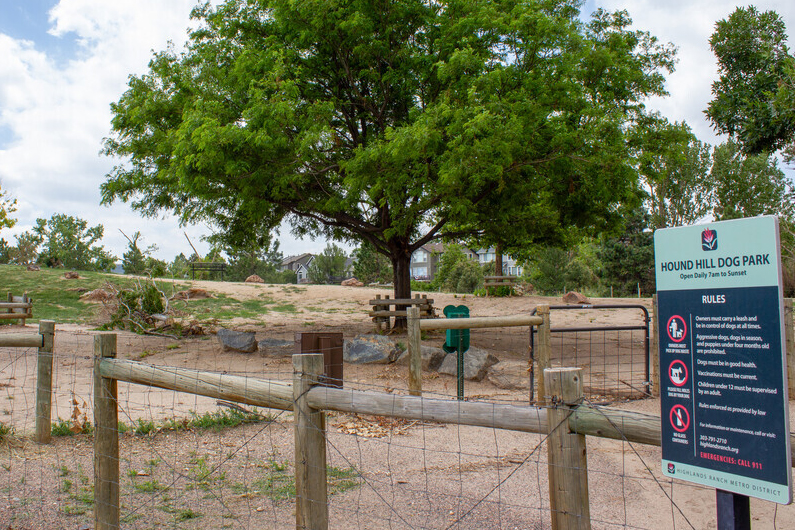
1, 317, 794, 529
531, 305, 651, 401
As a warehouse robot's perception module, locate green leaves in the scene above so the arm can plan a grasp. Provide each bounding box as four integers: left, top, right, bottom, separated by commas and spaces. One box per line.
630, 114, 713, 229
32, 214, 115, 271
103, 0, 675, 299
707, 6, 795, 157
710, 140, 793, 222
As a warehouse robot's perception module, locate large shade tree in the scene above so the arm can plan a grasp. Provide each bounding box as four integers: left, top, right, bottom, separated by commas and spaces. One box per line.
102, 0, 674, 315
706, 6, 795, 159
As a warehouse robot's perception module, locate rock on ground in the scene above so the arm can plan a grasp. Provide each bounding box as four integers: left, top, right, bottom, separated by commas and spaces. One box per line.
79, 289, 115, 303
172, 288, 211, 300
216, 328, 258, 353
395, 345, 447, 371
258, 338, 294, 357
64, 271, 79, 279
562, 291, 590, 304
438, 347, 499, 382
487, 360, 531, 390
344, 335, 401, 364
341, 278, 364, 287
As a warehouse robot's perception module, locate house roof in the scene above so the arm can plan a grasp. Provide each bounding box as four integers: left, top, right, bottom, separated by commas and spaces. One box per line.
281, 253, 313, 267
420, 242, 446, 254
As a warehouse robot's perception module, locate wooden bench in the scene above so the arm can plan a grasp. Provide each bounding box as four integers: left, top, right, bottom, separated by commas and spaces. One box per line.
483, 276, 519, 295
190, 262, 227, 280
0, 293, 33, 325
368, 294, 436, 331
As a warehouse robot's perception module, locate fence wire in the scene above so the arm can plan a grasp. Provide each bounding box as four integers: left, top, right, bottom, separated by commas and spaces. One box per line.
1, 323, 794, 529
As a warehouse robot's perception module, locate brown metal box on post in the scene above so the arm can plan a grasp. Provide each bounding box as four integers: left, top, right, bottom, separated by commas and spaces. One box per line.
294, 332, 344, 388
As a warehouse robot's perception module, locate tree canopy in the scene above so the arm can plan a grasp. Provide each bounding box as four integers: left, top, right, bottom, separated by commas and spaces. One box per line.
0, 183, 17, 233
710, 140, 793, 222
307, 243, 348, 284
630, 114, 713, 229
102, 0, 675, 308
32, 214, 115, 271
706, 6, 795, 159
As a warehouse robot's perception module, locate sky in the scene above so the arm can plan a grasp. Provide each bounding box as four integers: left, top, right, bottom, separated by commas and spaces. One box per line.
0, 0, 794, 263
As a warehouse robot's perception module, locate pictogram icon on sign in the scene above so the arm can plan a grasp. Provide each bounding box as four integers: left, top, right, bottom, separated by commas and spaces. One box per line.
668, 359, 688, 387
670, 405, 690, 433
666, 315, 687, 343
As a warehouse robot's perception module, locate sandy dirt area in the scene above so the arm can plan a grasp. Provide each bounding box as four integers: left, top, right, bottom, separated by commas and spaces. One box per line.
0, 281, 793, 529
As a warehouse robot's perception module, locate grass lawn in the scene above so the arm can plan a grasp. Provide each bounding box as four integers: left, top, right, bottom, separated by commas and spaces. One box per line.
0, 264, 297, 327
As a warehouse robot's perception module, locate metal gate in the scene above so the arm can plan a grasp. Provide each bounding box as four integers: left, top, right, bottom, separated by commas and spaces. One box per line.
530, 304, 651, 401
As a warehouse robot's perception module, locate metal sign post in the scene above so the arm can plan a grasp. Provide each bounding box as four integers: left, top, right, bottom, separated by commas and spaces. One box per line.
654, 216, 792, 527
716, 489, 750, 530
442, 305, 469, 400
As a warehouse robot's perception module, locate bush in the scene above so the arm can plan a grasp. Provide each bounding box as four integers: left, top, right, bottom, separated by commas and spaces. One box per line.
105, 280, 167, 332
431, 244, 483, 292
449, 260, 483, 293
487, 285, 515, 297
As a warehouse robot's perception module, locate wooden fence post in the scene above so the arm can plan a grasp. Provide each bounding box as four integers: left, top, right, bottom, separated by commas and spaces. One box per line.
94, 334, 119, 530
786, 298, 794, 400
651, 294, 660, 397
34, 320, 55, 444
407, 306, 422, 396
545, 367, 591, 530
293, 354, 328, 530
535, 305, 551, 405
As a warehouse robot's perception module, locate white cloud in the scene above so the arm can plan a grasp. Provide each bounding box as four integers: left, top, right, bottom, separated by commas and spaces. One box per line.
0, 1, 212, 260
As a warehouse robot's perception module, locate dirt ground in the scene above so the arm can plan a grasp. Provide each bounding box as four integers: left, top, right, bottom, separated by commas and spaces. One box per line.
1, 282, 794, 529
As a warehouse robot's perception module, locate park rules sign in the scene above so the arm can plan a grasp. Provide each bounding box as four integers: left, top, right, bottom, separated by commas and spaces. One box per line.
655, 216, 792, 504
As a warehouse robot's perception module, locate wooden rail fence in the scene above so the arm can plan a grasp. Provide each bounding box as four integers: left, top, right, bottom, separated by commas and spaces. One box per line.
0, 321, 55, 443
92, 349, 795, 530
483, 275, 520, 293
406, 306, 549, 399
0, 292, 33, 324
369, 294, 435, 331
88, 304, 795, 530
8, 300, 793, 528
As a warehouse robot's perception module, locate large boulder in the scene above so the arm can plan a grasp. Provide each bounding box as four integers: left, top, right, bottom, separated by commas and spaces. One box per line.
395, 345, 447, 371
562, 291, 590, 304
245, 274, 265, 283
341, 278, 364, 287
344, 335, 401, 364
438, 347, 499, 382
258, 338, 294, 357
487, 360, 531, 390
216, 328, 258, 353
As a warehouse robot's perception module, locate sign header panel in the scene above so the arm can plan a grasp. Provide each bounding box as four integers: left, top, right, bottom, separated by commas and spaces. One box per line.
654, 216, 791, 504
655, 216, 781, 292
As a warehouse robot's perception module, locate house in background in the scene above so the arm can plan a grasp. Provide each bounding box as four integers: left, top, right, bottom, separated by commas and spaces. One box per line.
410, 242, 524, 282
343, 257, 355, 279
410, 242, 446, 281
279, 253, 314, 283
475, 247, 524, 276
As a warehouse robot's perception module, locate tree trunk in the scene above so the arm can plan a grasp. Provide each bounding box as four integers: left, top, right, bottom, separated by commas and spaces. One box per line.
495, 243, 504, 276
391, 246, 412, 331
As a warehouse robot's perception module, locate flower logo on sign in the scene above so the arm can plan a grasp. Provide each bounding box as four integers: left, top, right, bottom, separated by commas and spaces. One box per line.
701, 228, 717, 251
